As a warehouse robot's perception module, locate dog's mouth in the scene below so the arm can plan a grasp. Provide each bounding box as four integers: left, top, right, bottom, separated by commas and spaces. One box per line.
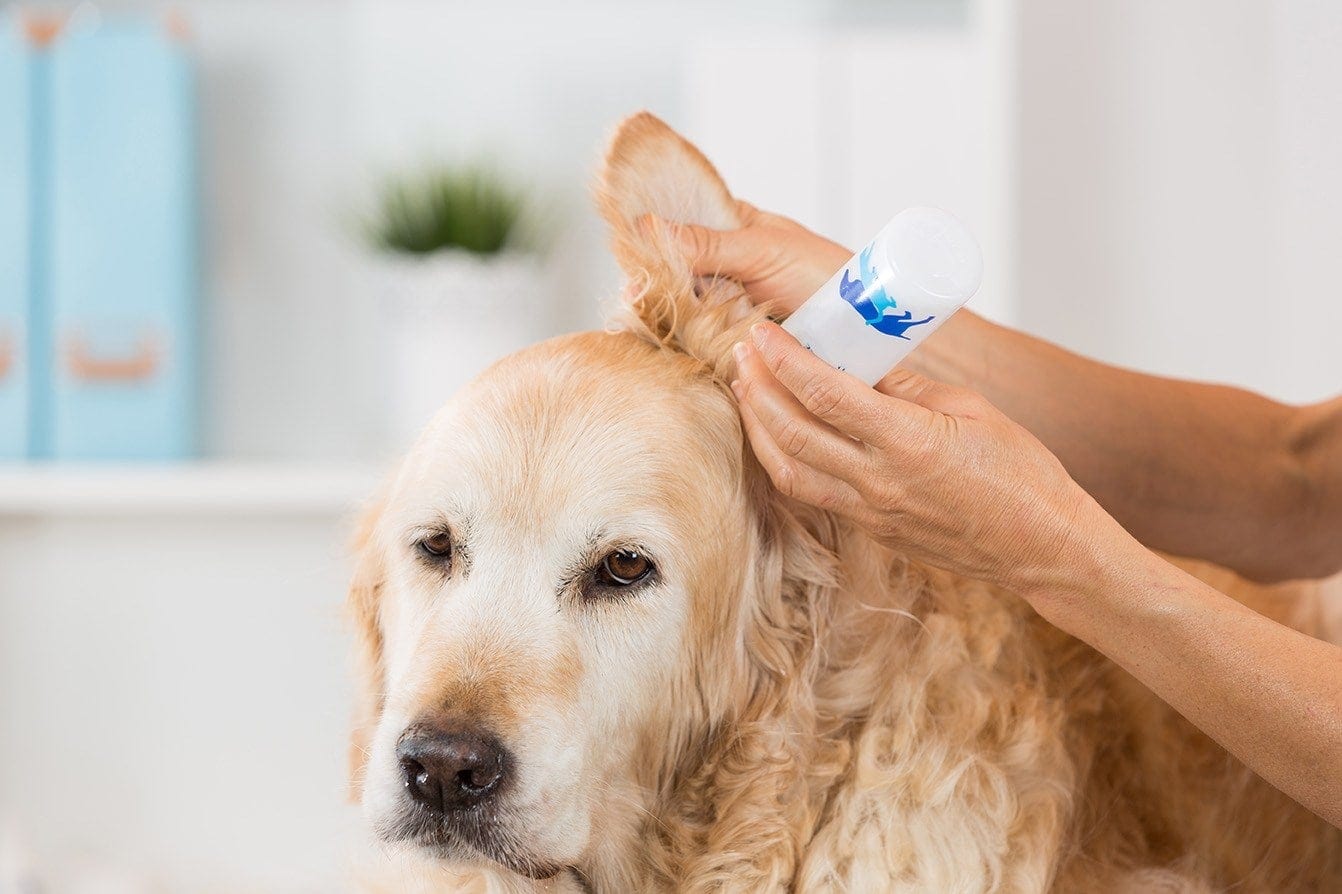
380, 805, 566, 880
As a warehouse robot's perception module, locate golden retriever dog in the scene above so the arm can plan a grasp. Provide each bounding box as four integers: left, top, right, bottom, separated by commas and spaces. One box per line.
348, 113, 1341, 892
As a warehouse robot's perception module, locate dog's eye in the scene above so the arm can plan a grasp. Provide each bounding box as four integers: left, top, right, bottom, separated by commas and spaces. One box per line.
597, 549, 652, 587
417, 531, 453, 560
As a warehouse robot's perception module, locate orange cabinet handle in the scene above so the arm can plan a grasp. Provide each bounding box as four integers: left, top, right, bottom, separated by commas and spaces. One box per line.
0, 331, 13, 383
21, 12, 65, 47
65, 334, 162, 383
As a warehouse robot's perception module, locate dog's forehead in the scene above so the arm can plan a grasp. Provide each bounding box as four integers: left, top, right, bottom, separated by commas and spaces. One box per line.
390, 332, 741, 534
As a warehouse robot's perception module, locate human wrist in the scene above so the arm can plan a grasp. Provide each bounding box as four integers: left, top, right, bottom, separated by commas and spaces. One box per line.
1010, 490, 1153, 632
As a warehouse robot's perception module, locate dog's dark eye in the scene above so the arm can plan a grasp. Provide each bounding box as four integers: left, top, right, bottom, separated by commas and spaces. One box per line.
597, 549, 652, 587
418, 531, 453, 560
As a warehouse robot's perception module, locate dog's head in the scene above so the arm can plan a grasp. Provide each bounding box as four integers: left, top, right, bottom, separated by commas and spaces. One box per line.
350, 114, 837, 884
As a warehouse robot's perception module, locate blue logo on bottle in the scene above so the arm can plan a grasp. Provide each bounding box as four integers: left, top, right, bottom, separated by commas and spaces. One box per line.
838, 245, 934, 339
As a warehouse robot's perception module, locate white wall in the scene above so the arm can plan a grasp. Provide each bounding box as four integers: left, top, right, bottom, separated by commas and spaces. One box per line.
1018, 0, 1342, 404
685, 0, 1017, 324
0, 510, 363, 892
1270, 0, 1342, 403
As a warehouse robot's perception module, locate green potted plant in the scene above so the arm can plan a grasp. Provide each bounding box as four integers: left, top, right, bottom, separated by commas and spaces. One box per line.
363, 165, 550, 447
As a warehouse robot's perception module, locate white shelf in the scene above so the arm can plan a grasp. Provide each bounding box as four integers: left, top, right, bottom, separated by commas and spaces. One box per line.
0, 462, 383, 516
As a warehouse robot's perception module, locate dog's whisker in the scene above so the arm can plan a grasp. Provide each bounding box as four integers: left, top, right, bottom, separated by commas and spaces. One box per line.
852, 598, 929, 634
580, 778, 676, 840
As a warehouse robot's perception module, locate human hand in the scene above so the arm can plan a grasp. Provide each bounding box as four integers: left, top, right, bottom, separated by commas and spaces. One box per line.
652, 201, 851, 315
732, 321, 1116, 595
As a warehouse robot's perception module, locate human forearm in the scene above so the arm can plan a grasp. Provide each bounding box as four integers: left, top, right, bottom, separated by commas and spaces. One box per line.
1023, 519, 1342, 829
1295, 396, 1342, 569
908, 312, 1340, 582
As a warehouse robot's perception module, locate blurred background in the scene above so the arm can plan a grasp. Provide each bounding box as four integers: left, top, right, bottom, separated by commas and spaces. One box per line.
0, 0, 1339, 890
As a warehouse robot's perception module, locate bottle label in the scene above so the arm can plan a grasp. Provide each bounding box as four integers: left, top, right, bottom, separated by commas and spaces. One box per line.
783, 208, 982, 386
837, 243, 936, 340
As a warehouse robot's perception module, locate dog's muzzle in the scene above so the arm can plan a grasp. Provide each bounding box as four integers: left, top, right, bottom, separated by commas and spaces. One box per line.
384, 724, 564, 880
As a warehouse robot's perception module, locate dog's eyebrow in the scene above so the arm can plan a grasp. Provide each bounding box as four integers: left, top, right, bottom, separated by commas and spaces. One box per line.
581, 528, 645, 554
553, 530, 626, 591
402, 498, 470, 534
552, 531, 608, 587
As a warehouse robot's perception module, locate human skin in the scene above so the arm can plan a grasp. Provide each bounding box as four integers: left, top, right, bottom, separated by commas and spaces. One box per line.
669, 202, 1342, 584
659, 203, 1342, 828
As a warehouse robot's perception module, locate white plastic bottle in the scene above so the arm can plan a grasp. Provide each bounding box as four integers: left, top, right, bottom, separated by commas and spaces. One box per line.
782, 207, 983, 385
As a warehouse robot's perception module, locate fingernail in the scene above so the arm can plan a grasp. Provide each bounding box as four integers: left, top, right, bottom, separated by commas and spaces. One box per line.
750, 322, 769, 348
729, 378, 742, 397
732, 341, 749, 365
636, 214, 659, 236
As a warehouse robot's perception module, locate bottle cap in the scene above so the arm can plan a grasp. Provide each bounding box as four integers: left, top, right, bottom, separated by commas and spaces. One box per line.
884, 207, 983, 308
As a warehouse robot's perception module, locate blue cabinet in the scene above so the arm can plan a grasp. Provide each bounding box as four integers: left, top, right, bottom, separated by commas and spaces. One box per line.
0, 23, 37, 459
48, 21, 197, 460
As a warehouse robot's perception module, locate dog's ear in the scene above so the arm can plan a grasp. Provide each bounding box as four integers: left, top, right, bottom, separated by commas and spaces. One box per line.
596, 111, 762, 373
346, 497, 387, 803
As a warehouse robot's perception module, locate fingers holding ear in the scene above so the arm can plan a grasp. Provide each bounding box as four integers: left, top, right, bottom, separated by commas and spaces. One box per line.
734, 199, 763, 224
673, 221, 733, 276
738, 399, 865, 515
639, 214, 769, 281
732, 343, 869, 478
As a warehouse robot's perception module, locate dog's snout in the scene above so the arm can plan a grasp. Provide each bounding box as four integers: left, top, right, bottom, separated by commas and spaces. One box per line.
397, 729, 509, 813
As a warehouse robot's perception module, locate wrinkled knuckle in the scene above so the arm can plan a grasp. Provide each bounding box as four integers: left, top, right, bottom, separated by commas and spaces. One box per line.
866, 491, 907, 532
905, 426, 940, 459
878, 369, 915, 394
801, 378, 845, 418
770, 461, 802, 499
852, 469, 889, 504
873, 512, 905, 544
684, 225, 712, 257
901, 377, 931, 403
903, 435, 930, 462
871, 478, 907, 515
776, 418, 810, 458
960, 389, 992, 414
812, 486, 844, 512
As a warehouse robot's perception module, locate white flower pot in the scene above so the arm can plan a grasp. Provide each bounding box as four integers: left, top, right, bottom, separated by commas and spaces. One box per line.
369, 250, 550, 450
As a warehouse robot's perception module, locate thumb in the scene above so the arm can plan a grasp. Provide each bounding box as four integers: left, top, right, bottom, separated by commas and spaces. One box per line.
652, 216, 764, 280
876, 367, 989, 418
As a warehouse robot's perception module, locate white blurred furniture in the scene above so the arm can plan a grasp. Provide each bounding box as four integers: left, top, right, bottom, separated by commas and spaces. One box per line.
0, 463, 375, 892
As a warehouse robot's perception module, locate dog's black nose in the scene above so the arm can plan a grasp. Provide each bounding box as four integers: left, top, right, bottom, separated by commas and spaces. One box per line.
397, 730, 508, 813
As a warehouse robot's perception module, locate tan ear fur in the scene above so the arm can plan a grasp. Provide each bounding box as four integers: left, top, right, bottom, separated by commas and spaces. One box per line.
346, 497, 387, 803
596, 111, 766, 375
598, 111, 740, 242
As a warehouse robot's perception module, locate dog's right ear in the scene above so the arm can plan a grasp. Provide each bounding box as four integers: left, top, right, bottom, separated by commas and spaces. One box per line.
346, 497, 387, 803
596, 111, 761, 374
597, 111, 741, 264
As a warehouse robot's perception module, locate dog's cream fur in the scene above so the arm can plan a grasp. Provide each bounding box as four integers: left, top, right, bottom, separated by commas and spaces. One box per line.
350, 113, 1341, 892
